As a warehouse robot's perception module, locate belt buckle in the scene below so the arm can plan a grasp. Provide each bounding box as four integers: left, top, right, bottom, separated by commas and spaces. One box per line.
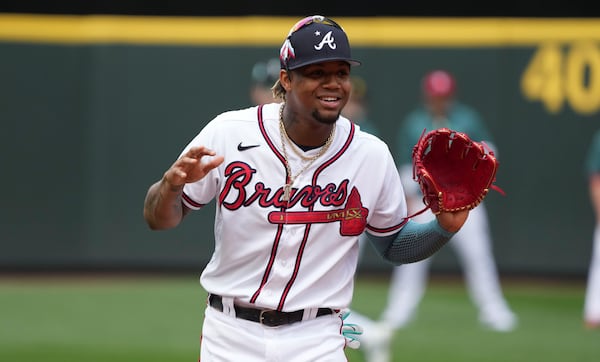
259, 309, 284, 327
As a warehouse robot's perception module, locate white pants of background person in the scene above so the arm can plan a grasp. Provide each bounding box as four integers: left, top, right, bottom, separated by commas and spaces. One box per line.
380, 200, 517, 332
584, 225, 600, 328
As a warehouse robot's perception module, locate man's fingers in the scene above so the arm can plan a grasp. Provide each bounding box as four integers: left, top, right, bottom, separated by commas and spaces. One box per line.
187, 146, 217, 158
204, 155, 225, 170
165, 147, 223, 186
179, 156, 200, 165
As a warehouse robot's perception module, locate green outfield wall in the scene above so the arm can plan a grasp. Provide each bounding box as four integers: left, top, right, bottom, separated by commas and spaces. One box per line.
2, 15, 599, 275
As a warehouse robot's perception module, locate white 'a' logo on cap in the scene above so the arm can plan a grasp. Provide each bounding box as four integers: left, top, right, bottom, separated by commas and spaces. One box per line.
314, 31, 337, 50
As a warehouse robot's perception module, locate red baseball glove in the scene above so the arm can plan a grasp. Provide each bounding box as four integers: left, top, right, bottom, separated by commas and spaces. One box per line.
411, 128, 504, 215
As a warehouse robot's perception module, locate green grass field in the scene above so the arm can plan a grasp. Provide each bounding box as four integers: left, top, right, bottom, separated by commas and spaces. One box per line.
0, 273, 598, 362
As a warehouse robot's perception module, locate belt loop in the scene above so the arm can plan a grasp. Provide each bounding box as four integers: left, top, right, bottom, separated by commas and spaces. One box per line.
302, 307, 318, 321
221, 296, 236, 317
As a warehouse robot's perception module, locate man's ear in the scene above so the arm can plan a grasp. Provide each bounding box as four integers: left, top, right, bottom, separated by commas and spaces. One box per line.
280, 70, 292, 92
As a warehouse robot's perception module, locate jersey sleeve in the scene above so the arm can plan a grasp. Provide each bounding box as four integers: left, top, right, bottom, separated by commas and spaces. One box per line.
365, 144, 408, 237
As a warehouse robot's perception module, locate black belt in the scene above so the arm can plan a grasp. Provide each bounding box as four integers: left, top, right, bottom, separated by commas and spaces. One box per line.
208, 294, 334, 327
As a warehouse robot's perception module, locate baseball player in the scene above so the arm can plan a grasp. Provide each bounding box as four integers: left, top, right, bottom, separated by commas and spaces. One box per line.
584, 129, 600, 330
143, 16, 469, 361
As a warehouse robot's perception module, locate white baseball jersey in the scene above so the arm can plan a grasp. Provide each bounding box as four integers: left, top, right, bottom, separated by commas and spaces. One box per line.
181, 102, 407, 312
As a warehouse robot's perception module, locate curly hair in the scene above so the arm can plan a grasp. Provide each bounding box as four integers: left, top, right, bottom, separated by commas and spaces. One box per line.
271, 79, 286, 101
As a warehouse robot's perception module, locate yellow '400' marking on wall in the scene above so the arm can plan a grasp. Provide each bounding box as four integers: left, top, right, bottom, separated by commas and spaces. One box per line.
522, 42, 600, 115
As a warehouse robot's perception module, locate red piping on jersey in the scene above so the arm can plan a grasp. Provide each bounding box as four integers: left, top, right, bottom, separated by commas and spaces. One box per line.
250, 105, 287, 305
257, 104, 288, 182
366, 218, 409, 233
314, 122, 355, 178
250, 220, 286, 305
182, 192, 205, 208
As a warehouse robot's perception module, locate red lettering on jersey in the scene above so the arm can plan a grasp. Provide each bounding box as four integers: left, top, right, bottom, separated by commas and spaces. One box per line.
219, 162, 256, 208
220, 161, 351, 211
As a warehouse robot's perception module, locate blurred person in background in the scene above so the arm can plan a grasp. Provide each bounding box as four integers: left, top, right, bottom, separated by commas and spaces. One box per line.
358, 69, 518, 362
584, 129, 600, 330
341, 75, 379, 135
249, 57, 280, 105
391, 69, 518, 331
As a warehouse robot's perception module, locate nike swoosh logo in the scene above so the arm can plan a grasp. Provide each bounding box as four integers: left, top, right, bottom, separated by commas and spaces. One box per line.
237, 142, 260, 151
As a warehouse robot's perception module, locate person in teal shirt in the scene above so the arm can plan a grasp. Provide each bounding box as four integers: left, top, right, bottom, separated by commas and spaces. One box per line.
393, 70, 517, 329
359, 70, 518, 362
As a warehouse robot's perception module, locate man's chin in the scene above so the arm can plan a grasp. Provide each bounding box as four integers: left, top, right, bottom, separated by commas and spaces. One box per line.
314, 110, 340, 125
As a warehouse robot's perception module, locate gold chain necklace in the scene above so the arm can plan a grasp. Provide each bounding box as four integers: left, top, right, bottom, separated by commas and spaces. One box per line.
279, 103, 335, 201
280, 116, 317, 162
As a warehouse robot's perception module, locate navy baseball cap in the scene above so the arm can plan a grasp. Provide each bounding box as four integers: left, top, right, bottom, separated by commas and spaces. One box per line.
279, 15, 361, 70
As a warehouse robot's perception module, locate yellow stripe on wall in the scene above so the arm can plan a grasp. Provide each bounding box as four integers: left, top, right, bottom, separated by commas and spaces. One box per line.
1, 14, 599, 47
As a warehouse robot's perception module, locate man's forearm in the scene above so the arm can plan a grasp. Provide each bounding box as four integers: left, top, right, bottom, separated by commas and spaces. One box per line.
143, 178, 186, 230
